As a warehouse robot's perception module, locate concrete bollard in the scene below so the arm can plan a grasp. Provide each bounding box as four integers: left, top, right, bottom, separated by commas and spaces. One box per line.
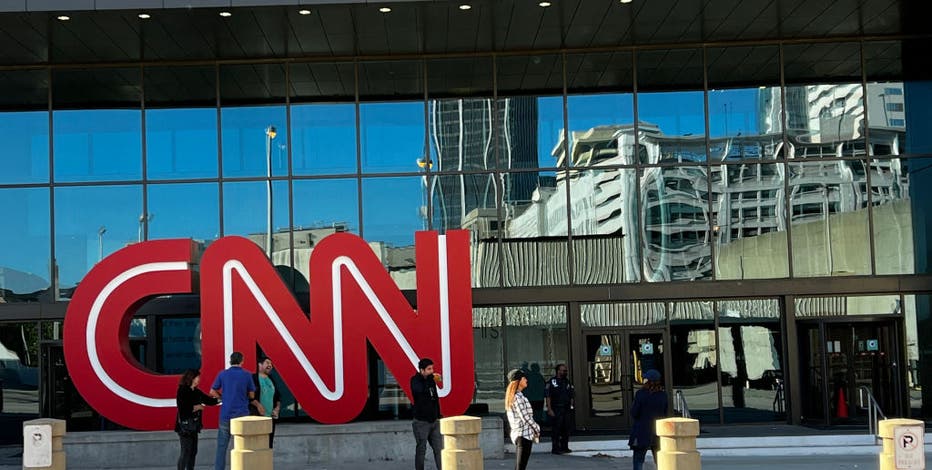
878, 418, 925, 470
440, 415, 483, 470
656, 417, 701, 470
231, 416, 273, 470
22, 418, 66, 470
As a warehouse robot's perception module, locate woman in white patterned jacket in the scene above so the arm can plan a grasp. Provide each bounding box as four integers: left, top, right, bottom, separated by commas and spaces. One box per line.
506, 368, 540, 470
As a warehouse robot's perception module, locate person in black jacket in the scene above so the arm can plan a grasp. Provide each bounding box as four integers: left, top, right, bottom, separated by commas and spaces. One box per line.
410, 357, 443, 470
175, 369, 218, 470
249, 355, 281, 448
628, 369, 668, 470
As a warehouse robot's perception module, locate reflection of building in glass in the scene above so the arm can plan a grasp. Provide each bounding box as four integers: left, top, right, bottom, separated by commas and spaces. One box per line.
252, 225, 419, 291
494, 89, 909, 284
429, 97, 538, 231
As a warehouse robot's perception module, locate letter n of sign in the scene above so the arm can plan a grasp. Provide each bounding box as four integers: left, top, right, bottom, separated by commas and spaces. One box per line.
63, 231, 474, 430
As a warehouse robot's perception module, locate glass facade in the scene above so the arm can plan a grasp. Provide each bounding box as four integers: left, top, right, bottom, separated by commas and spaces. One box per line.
0, 47, 926, 296
0, 2, 930, 436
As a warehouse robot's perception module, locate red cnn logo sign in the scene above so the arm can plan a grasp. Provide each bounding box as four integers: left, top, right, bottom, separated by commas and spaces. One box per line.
62, 231, 475, 430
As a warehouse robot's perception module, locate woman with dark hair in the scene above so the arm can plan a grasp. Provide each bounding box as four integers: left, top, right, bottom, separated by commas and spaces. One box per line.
505, 368, 539, 470
628, 369, 668, 470
176, 369, 218, 470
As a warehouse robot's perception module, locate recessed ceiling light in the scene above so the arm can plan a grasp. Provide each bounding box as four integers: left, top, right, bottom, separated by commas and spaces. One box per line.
379, 7, 392, 13
298, 9, 312, 15
56, 15, 70, 21
138, 13, 151, 19
620, 0, 633, 3
219, 11, 232, 17
538, 1, 552, 7
459, 4, 472, 10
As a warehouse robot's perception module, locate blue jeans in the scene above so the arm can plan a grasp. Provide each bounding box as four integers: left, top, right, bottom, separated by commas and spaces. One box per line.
214, 419, 231, 470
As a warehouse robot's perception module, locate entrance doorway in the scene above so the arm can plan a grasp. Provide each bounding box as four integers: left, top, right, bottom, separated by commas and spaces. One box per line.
581, 330, 667, 429
799, 320, 902, 425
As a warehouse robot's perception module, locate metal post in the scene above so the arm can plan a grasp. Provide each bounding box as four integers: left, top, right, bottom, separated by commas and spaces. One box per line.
266, 125, 276, 258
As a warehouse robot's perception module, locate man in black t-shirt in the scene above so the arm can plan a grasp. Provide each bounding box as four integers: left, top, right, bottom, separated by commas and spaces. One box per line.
410, 357, 443, 470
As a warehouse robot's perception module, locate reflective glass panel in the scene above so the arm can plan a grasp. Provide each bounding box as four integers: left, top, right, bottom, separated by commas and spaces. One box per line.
144, 66, 217, 179
581, 302, 665, 327
713, 163, 789, 280
642, 165, 712, 281
871, 156, 911, 275
292, 178, 359, 290
707, 46, 783, 161
0, 188, 50, 302
428, 173, 499, 288
361, 176, 424, 289
716, 299, 784, 423
0, 321, 41, 433
358, 61, 424, 174
473, 307, 505, 414
670, 301, 719, 424
146, 108, 218, 179
499, 171, 570, 286
783, 43, 864, 159
146, 183, 219, 244
159, 317, 201, 375
788, 160, 871, 277
505, 305, 568, 421
52, 68, 142, 183
795, 295, 901, 317
291, 103, 357, 176
0, 70, 49, 184
221, 106, 288, 178
222, 181, 291, 266
570, 166, 639, 283
907, 157, 932, 276
360, 101, 425, 174
496, 55, 564, 170
55, 185, 142, 299
638, 49, 705, 162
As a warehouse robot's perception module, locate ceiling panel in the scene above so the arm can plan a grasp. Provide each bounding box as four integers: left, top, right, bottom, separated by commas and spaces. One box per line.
0, 12, 47, 63
0, 0, 913, 66
289, 61, 355, 101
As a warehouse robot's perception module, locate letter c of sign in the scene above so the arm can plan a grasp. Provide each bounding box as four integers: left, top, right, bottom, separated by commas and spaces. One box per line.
63, 239, 195, 430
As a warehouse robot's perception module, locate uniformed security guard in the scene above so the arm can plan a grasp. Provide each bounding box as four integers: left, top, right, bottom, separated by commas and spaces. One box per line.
545, 363, 574, 454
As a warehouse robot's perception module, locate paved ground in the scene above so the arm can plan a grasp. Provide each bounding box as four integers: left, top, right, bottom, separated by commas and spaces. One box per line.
0, 449, 903, 470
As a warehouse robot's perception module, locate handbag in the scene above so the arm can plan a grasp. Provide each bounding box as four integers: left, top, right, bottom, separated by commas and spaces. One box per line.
177, 413, 200, 436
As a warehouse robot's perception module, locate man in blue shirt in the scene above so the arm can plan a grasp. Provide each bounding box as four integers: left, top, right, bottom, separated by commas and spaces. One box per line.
209, 352, 262, 470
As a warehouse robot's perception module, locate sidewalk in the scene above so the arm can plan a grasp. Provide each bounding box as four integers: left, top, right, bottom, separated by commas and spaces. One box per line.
0, 450, 895, 470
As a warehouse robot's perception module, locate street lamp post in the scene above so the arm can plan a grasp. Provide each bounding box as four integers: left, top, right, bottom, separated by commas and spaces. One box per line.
138, 213, 154, 242
97, 226, 107, 262
265, 125, 277, 259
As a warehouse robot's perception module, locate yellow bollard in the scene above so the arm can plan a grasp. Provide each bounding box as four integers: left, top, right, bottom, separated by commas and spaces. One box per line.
22, 418, 66, 470
656, 417, 701, 470
878, 418, 925, 470
440, 415, 483, 470
230, 416, 273, 470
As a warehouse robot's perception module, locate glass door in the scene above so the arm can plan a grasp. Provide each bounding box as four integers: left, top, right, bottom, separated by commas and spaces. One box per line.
799, 320, 902, 425
582, 330, 666, 429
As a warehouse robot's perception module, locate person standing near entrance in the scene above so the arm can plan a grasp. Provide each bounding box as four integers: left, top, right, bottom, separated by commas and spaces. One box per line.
506, 368, 540, 470
411, 358, 443, 470
628, 369, 668, 470
175, 369, 218, 470
545, 363, 575, 454
250, 355, 281, 448
210, 352, 262, 470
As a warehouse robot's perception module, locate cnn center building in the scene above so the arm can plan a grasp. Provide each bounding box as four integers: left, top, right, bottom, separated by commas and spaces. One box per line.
1, 0, 931, 443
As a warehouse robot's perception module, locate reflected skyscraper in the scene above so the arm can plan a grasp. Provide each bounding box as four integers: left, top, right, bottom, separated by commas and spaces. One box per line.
428, 97, 539, 232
